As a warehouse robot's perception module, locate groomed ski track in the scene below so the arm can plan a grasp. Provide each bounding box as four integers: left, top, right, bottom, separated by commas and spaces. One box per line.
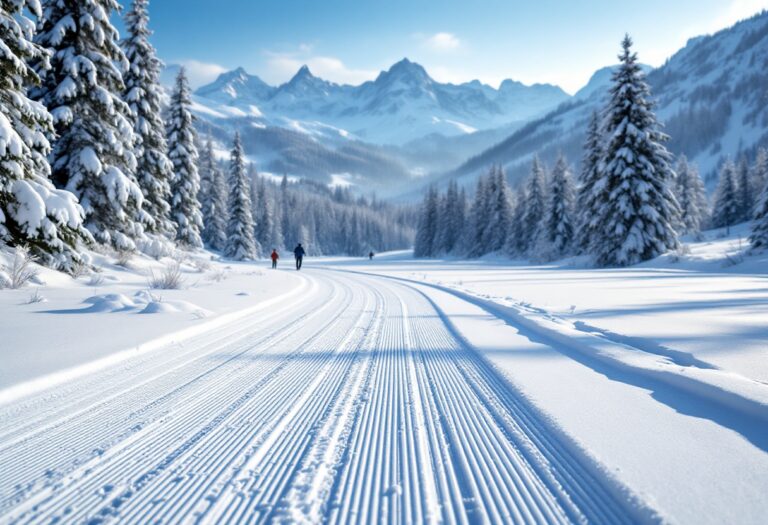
0, 269, 644, 524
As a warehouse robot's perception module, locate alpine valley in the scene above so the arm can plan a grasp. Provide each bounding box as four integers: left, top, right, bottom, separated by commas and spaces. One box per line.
172, 11, 768, 197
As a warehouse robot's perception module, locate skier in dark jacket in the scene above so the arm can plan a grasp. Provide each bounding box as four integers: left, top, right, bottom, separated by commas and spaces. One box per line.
270, 249, 279, 269
293, 243, 306, 270
369, 251, 375, 260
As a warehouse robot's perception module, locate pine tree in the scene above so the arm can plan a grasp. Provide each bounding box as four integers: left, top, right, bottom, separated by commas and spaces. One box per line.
752, 148, 768, 202
246, 163, 265, 257
280, 175, 291, 246
576, 111, 603, 253
199, 138, 227, 250
465, 175, 490, 257
166, 68, 202, 247
224, 133, 257, 260
456, 187, 468, 253
414, 185, 439, 258
521, 156, 547, 254
253, 177, 273, 250
750, 171, 768, 251
504, 186, 527, 256
675, 155, 708, 235
540, 154, 575, 258
34, 0, 145, 251
482, 166, 512, 253
591, 35, 679, 266
270, 195, 284, 251
433, 191, 449, 254
435, 180, 465, 254
0, 0, 91, 270
122, 0, 174, 236
711, 160, 740, 233
736, 156, 754, 222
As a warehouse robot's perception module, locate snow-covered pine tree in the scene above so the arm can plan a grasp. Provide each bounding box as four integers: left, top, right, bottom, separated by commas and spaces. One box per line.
591, 35, 679, 266
414, 185, 439, 258
482, 166, 512, 254
199, 138, 227, 250
253, 177, 273, 250
675, 155, 707, 235
521, 156, 547, 254
752, 148, 768, 201
711, 160, 740, 233
435, 180, 465, 254
504, 185, 527, 256
0, 0, 90, 270
576, 111, 603, 254
540, 153, 575, 258
122, 0, 174, 237
736, 156, 754, 222
279, 175, 292, 246
270, 192, 284, 251
456, 186, 468, 253
224, 133, 257, 260
246, 163, 264, 257
34, 0, 145, 251
750, 169, 768, 251
433, 191, 449, 255
346, 210, 362, 255
465, 175, 490, 257
166, 68, 202, 248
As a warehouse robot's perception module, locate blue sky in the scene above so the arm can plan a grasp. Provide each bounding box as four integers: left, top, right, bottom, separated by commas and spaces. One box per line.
124, 0, 768, 93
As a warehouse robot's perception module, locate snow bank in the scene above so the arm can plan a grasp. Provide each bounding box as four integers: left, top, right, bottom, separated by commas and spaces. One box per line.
0, 250, 306, 402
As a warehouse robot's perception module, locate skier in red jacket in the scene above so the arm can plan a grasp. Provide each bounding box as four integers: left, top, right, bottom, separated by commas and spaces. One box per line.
270, 249, 279, 269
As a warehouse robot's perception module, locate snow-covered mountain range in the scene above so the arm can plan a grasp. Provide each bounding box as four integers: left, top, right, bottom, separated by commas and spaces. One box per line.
191, 59, 569, 145
446, 11, 768, 191
174, 10, 768, 197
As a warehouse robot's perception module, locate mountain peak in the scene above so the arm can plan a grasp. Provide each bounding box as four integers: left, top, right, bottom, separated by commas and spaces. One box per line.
292, 65, 315, 81
195, 66, 273, 101
375, 58, 432, 87
389, 58, 427, 74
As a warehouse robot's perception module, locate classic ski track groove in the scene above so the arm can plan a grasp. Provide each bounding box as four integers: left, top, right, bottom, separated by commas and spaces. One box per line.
0, 269, 641, 524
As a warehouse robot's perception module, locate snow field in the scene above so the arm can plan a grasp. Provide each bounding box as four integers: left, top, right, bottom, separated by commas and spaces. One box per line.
320, 245, 768, 524
0, 270, 646, 524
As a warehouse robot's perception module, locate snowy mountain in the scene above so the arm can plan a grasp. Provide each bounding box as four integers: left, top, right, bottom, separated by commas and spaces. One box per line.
170, 59, 569, 195
445, 11, 768, 191
191, 58, 569, 145
195, 67, 274, 102
573, 64, 652, 100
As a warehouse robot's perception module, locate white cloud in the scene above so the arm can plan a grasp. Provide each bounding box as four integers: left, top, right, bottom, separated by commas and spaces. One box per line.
264, 51, 378, 85
177, 60, 228, 88
423, 32, 461, 52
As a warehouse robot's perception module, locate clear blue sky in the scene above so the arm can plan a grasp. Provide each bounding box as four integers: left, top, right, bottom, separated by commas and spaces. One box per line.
121, 0, 768, 92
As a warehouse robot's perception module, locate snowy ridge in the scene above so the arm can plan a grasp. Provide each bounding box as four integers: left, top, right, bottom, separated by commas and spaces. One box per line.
449, 11, 768, 188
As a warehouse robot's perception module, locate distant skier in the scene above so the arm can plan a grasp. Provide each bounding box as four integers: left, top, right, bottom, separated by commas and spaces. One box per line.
294, 243, 306, 270
270, 249, 279, 269
369, 251, 375, 260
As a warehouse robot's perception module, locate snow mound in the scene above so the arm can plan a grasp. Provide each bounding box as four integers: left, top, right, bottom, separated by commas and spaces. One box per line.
82, 293, 137, 313
76, 292, 210, 316
138, 300, 211, 315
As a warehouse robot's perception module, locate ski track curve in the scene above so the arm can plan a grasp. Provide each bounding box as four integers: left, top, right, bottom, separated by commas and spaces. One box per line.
0, 269, 645, 524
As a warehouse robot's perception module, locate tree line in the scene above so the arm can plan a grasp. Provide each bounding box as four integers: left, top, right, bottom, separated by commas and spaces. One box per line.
415, 36, 768, 265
